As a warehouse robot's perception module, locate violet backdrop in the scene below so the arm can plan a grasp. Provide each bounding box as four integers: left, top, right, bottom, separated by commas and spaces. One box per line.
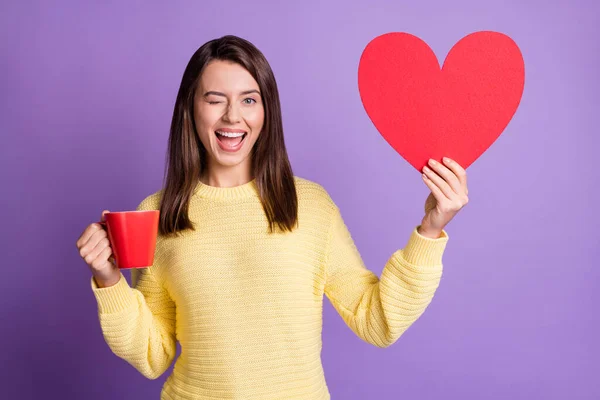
1, 0, 598, 399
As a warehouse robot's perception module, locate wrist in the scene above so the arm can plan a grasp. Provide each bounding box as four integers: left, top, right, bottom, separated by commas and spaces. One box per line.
93, 271, 121, 288
418, 224, 443, 239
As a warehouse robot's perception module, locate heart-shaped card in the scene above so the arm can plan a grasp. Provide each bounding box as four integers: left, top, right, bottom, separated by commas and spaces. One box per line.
358, 31, 525, 171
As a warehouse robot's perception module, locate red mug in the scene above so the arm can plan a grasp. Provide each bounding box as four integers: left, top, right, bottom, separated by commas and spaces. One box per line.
98, 210, 160, 269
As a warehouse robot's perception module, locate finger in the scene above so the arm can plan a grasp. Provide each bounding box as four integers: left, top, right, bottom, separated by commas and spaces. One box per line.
442, 157, 468, 194
79, 228, 108, 259
90, 245, 114, 271
76, 223, 103, 249
76, 209, 110, 248
422, 172, 448, 203
423, 166, 456, 200
427, 159, 462, 194
85, 237, 111, 266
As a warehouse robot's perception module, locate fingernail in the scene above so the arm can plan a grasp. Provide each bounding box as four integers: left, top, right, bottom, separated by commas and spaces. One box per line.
423, 166, 431, 173
443, 157, 451, 163
429, 159, 437, 165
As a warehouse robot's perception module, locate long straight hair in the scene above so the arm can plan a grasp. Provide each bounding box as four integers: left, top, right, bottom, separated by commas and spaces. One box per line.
157, 35, 298, 237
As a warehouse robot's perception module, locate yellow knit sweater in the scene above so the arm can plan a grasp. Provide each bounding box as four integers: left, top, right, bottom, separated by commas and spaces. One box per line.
91, 176, 448, 399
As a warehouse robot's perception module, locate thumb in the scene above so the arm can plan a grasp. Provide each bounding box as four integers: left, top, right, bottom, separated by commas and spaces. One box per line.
101, 210, 110, 222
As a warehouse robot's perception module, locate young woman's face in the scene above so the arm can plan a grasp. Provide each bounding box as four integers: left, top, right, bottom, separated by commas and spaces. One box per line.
194, 60, 265, 172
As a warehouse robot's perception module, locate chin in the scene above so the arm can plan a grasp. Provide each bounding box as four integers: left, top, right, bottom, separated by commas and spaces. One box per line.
212, 149, 251, 167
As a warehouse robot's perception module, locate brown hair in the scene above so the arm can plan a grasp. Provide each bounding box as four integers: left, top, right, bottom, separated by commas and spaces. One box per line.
157, 35, 298, 237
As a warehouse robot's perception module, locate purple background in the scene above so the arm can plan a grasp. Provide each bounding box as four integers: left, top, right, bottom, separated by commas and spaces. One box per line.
2, 0, 598, 399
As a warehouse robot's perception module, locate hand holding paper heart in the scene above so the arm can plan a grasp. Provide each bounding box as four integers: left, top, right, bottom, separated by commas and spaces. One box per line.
358, 31, 525, 172
418, 157, 469, 238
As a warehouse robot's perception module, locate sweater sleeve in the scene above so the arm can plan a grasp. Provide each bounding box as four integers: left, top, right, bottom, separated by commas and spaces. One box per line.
323, 203, 448, 348
91, 267, 177, 379
90, 197, 176, 379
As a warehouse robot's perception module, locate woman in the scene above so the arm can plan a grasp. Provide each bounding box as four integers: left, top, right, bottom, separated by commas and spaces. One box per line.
76, 35, 468, 399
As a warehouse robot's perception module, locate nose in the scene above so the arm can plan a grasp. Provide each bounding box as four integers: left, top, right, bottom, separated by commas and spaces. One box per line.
223, 102, 241, 123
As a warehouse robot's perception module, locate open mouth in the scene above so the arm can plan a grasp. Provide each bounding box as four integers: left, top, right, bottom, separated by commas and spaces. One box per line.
215, 130, 248, 150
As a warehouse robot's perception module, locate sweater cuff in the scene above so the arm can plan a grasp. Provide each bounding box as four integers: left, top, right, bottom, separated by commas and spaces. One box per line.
90, 272, 136, 314
401, 225, 449, 266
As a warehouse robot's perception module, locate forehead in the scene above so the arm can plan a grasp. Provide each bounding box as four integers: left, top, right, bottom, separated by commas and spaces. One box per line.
199, 60, 259, 91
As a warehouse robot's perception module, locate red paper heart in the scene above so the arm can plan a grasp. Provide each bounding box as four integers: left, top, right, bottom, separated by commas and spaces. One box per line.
358, 31, 525, 172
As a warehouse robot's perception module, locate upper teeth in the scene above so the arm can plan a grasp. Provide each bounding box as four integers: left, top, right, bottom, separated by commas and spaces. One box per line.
216, 131, 245, 137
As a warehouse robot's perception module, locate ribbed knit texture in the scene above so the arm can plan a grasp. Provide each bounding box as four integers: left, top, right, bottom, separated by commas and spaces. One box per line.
91, 176, 449, 399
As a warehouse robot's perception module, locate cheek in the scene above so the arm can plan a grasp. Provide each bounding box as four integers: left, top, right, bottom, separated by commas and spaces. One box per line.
195, 107, 218, 137
193, 122, 215, 153
245, 108, 265, 131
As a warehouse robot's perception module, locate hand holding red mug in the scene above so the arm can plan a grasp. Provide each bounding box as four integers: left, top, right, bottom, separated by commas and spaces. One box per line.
76, 209, 160, 287
76, 210, 121, 288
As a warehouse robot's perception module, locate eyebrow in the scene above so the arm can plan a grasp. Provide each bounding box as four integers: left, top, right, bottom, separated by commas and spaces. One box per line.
203, 90, 261, 97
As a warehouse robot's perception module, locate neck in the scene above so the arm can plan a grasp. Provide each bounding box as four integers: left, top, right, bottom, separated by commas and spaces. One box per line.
200, 162, 253, 188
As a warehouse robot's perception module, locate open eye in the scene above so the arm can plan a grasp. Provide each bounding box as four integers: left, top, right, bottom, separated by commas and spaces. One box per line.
243, 98, 257, 105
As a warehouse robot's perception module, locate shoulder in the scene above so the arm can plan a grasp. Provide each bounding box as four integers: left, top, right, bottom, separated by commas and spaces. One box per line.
135, 189, 164, 211
293, 175, 337, 212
